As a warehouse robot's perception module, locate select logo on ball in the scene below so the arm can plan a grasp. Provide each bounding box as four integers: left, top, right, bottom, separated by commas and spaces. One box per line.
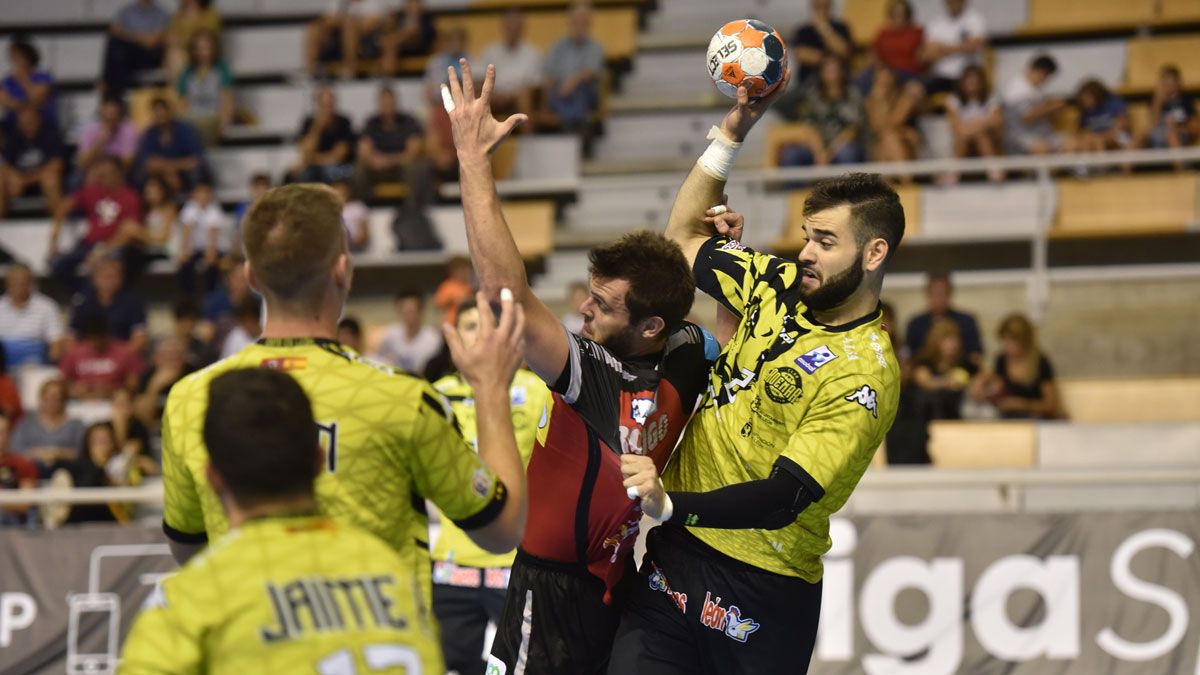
706, 18, 789, 99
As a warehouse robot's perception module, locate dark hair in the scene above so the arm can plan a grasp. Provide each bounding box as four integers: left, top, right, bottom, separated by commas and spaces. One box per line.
802, 173, 906, 264
81, 421, 118, 470
204, 368, 320, 507
926, 271, 951, 289
955, 64, 989, 104
143, 174, 174, 202
234, 296, 261, 322
587, 230, 694, 331
455, 296, 479, 326
0, 342, 7, 376
250, 173, 272, 187
10, 39, 40, 68
100, 94, 128, 116
80, 316, 111, 340
95, 154, 124, 171
173, 297, 201, 320
1030, 54, 1058, 76
337, 316, 362, 338
1076, 78, 1110, 107
395, 290, 425, 304
1161, 64, 1181, 80
151, 96, 171, 111
888, 0, 913, 22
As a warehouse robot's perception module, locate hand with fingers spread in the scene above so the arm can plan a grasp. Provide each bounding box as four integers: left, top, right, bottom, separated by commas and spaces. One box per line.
443, 59, 529, 160
719, 68, 792, 144
444, 289, 527, 392
621, 454, 669, 521
703, 193, 745, 242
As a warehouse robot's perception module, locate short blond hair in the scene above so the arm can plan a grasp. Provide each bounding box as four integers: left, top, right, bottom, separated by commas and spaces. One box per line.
242, 183, 345, 309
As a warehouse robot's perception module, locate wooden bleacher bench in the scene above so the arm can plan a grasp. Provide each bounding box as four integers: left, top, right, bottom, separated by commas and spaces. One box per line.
503, 200, 556, 261
928, 420, 1037, 468
436, 7, 638, 63
1059, 377, 1200, 423
771, 183, 921, 255
1052, 172, 1199, 238
1124, 35, 1200, 95
1021, 0, 1155, 35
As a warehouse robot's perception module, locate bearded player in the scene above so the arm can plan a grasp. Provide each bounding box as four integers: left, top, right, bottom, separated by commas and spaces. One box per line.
612, 83, 904, 673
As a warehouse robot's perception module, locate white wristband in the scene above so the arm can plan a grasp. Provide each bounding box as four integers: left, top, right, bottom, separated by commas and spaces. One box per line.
657, 490, 674, 523
696, 126, 742, 181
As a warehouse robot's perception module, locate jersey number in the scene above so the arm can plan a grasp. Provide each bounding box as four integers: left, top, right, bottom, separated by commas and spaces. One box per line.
318, 421, 339, 472
317, 645, 421, 674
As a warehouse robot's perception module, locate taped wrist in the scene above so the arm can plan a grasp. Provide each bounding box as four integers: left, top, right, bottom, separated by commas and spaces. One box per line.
697, 126, 742, 181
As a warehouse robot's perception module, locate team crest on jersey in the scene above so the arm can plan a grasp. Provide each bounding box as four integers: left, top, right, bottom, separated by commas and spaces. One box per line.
630, 395, 655, 425
763, 367, 803, 404
794, 345, 837, 374
700, 592, 761, 643
471, 468, 493, 498
845, 385, 878, 418
260, 356, 307, 371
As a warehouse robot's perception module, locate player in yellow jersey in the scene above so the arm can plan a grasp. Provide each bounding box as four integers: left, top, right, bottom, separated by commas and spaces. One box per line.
160, 184, 530, 616
123, 367, 489, 674
611, 81, 904, 674
429, 298, 551, 675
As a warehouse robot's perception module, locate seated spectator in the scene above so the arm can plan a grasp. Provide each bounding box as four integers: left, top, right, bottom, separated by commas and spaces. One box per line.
176, 30, 233, 146
1003, 54, 1064, 156
433, 256, 473, 323
62, 422, 128, 523
1069, 79, 1132, 173
0, 412, 38, 526
176, 180, 231, 296
110, 387, 157, 476
561, 280, 589, 334
543, 4, 604, 132
424, 27, 470, 100
866, 67, 920, 169
331, 179, 370, 253
220, 296, 262, 359
0, 262, 65, 366
75, 96, 140, 185
233, 173, 271, 239
1139, 64, 1198, 170
69, 258, 150, 353
375, 291, 441, 374
337, 316, 364, 353
134, 97, 210, 194
202, 262, 255, 345
307, 0, 390, 78
0, 106, 65, 218
944, 65, 1003, 183
171, 298, 217, 370
135, 337, 192, 427
382, 0, 437, 75
142, 175, 178, 259
353, 86, 431, 207
49, 156, 149, 292
792, 0, 853, 85
60, 318, 145, 400
970, 313, 1064, 419
286, 86, 355, 184
904, 272, 983, 373
859, 1, 924, 120
478, 9, 543, 118
912, 317, 971, 421
0, 38, 57, 127
922, 0, 986, 95
8, 378, 84, 471
0, 347, 21, 424
165, 0, 221, 82
101, 0, 171, 96
779, 56, 865, 167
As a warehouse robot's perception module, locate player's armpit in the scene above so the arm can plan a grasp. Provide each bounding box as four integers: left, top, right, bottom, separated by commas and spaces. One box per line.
515, 296, 571, 388
665, 458, 822, 530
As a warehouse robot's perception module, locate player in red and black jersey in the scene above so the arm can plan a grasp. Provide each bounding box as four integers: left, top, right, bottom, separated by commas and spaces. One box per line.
443, 62, 719, 674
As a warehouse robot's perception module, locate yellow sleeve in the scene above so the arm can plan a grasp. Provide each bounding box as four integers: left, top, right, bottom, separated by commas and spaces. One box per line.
161, 385, 206, 542
513, 376, 551, 465
118, 585, 203, 675
780, 375, 887, 492
692, 235, 798, 317
407, 384, 504, 530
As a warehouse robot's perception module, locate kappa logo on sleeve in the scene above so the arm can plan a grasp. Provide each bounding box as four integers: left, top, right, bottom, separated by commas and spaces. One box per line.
794, 345, 837, 374
845, 385, 878, 418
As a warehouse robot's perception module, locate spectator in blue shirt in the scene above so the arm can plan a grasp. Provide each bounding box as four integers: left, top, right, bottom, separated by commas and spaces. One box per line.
1138, 64, 1198, 171
134, 96, 210, 193
102, 0, 171, 96
0, 38, 57, 127
543, 3, 604, 131
905, 272, 983, 374
1072, 79, 1131, 153
0, 107, 65, 219
68, 258, 149, 354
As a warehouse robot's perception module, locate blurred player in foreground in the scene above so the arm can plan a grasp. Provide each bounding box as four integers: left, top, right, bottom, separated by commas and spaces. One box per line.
612, 81, 904, 673
431, 297, 551, 675
158, 185, 530, 673
443, 61, 718, 674
121, 367, 468, 672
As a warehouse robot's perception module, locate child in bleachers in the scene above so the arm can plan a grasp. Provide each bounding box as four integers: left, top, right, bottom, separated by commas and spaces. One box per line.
176, 29, 233, 146
1002, 54, 1066, 157
331, 178, 370, 253
943, 64, 1003, 184
176, 180, 231, 297
1070, 79, 1132, 175
1139, 64, 1198, 170
143, 175, 178, 262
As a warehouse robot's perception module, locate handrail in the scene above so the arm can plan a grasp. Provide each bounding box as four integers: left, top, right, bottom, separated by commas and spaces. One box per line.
2, 468, 1196, 506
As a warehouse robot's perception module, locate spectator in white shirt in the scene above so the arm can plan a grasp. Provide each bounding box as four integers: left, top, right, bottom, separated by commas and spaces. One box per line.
477, 9, 543, 119
220, 296, 261, 359
375, 291, 442, 375
0, 262, 65, 366
176, 180, 230, 297
922, 0, 987, 94
1003, 54, 1065, 156
332, 178, 370, 253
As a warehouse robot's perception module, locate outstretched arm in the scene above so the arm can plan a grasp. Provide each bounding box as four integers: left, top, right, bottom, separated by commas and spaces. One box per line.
445, 60, 571, 384
665, 72, 790, 267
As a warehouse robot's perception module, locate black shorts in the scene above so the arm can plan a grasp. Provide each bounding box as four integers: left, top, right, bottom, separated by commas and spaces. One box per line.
432, 562, 509, 675
608, 525, 823, 675
487, 550, 630, 675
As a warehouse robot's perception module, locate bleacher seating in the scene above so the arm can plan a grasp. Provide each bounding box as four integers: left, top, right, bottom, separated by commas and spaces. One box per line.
927, 420, 1037, 468
1059, 377, 1200, 423
1124, 35, 1200, 93
1052, 173, 1199, 238
773, 185, 921, 254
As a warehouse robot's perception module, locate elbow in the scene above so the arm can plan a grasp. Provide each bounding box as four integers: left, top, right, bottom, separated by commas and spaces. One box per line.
760, 508, 800, 531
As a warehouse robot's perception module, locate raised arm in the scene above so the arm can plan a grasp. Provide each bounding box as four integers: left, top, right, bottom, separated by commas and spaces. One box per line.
665, 72, 790, 267
445, 59, 570, 384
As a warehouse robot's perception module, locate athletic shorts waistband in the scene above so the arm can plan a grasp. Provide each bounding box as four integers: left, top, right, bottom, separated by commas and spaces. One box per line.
431, 560, 511, 589
656, 525, 818, 584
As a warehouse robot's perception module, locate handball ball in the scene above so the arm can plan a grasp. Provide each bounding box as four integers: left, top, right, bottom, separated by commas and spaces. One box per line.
706, 19, 788, 99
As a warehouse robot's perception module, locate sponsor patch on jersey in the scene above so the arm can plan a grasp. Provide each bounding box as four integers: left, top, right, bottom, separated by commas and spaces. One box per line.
260, 356, 307, 371
485, 655, 508, 675
471, 468, 493, 498
700, 592, 761, 643
719, 238, 746, 252
630, 395, 655, 425
794, 345, 837, 374
845, 385, 878, 418
763, 367, 803, 404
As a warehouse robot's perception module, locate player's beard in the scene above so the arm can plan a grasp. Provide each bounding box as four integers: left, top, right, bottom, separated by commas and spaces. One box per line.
600, 322, 642, 358
799, 250, 865, 311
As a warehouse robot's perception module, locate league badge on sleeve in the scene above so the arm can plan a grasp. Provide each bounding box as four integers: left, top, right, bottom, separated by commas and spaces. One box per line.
795, 345, 837, 374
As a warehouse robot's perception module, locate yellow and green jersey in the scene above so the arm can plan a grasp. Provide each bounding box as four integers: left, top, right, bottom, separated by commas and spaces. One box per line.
120, 515, 441, 674
665, 236, 900, 582
430, 369, 549, 569
161, 338, 506, 600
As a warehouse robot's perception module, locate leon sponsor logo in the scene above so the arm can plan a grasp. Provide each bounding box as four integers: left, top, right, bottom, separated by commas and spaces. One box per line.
700, 592, 761, 643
